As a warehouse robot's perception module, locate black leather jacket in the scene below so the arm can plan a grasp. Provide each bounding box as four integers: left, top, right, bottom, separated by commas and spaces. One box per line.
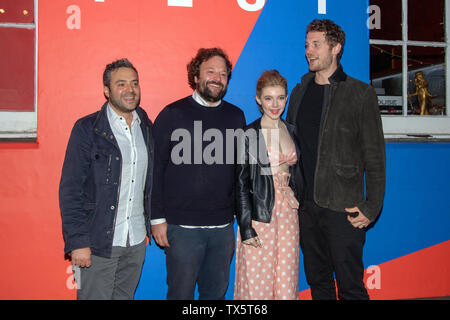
235, 118, 303, 241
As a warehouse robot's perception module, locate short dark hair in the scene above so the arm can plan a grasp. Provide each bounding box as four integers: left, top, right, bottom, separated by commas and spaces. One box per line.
187, 48, 233, 90
103, 58, 138, 88
307, 19, 346, 61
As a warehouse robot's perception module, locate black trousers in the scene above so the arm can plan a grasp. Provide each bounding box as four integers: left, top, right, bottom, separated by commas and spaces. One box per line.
299, 200, 369, 300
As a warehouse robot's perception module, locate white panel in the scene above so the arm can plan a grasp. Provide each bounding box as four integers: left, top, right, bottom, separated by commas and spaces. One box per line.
318, 0, 326, 14
168, 0, 193, 7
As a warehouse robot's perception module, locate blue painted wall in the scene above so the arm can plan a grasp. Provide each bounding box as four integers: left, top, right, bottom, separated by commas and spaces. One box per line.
226, 0, 370, 124
135, 0, 450, 299
364, 143, 450, 266
135, 142, 450, 299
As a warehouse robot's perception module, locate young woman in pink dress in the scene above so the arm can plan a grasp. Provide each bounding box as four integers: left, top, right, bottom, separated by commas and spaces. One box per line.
234, 70, 302, 300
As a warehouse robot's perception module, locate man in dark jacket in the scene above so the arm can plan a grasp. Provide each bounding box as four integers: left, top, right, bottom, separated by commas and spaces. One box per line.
59, 59, 154, 299
286, 19, 386, 300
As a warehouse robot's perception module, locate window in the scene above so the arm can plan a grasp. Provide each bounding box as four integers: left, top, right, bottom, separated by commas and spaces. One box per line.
0, 0, 37, 140
370, 0, 449, 139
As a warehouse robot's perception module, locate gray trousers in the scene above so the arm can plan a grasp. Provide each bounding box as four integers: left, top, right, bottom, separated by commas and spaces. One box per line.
74, 239, 147, 300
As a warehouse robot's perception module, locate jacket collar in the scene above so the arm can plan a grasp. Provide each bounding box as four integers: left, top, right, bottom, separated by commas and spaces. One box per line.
329, 64, 347, 83
93, 102, 149, 129
301, 64, 347, 86
92, 102, 151, 146
248, 116, 292, 131
93, 102, 112, 139
247, 117, 296, 141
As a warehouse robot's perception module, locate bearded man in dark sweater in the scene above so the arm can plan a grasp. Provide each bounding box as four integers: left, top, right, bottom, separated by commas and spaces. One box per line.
151, 48, 246, 300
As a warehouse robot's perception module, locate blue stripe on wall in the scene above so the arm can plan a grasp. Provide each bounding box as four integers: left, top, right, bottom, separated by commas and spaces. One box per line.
226, 0, 370, 124
135, 143, 450, 298
364, 142, 450, 267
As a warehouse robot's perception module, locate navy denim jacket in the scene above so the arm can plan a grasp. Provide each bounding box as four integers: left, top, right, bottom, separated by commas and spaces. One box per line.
59, 102, 154, 258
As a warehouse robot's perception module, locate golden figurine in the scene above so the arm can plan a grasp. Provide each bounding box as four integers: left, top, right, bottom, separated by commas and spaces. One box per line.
408, 71, 436, 115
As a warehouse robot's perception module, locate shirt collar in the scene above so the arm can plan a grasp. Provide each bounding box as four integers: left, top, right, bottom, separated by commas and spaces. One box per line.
107, 103, 141, 125
192, 90, 221, 107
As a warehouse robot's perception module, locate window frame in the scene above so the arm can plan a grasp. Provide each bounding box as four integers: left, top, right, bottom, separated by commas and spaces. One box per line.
370, 0, 450, 140
0, 0, 38, 141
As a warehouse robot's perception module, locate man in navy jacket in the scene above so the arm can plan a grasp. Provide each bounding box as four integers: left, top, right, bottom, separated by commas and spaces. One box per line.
59, 59, 154, 299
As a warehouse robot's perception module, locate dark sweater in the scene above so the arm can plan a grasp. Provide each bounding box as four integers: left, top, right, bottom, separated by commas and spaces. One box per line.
151, 96, 246, 226
296, 80, 326, 201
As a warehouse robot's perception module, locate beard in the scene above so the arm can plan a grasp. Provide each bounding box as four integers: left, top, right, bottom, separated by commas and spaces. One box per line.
108, 93, 140, 114
307, 45, 335, 73
197, 80, 227, 103
308, 54, 333, 72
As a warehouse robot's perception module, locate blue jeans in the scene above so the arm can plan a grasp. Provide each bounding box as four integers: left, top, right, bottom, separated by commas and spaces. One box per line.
165, 223, 235, 300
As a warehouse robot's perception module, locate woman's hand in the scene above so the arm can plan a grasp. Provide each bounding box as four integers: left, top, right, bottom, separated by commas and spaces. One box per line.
243, 236, 262, 248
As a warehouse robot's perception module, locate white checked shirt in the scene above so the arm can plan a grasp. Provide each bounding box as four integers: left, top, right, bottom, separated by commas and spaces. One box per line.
107, 104, 148, 247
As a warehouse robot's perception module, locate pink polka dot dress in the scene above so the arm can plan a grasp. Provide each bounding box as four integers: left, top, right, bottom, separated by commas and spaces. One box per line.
234, 146, 300, 300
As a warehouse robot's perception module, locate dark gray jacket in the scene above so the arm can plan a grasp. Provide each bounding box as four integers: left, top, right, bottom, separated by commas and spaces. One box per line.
286, 66, 385, 222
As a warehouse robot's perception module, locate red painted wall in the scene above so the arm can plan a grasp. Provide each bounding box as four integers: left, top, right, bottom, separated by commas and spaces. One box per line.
0, 0, 260, 299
